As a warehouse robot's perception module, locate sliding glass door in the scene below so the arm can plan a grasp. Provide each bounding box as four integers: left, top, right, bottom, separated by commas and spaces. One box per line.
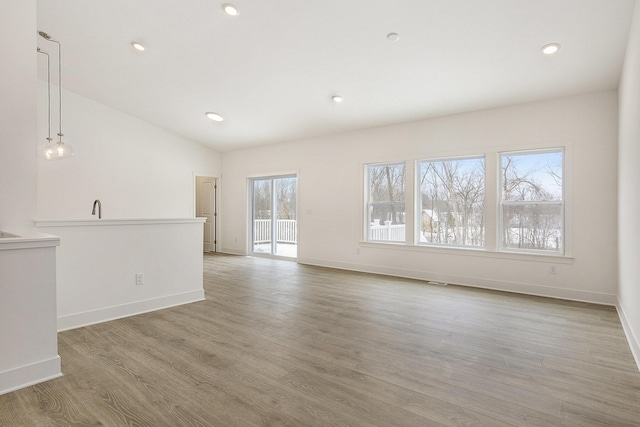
251, 175, 297, 258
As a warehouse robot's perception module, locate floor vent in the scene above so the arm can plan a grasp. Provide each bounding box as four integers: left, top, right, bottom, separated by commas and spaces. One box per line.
427, 281, 448, 286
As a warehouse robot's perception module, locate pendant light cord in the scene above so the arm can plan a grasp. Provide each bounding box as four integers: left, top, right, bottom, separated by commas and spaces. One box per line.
37, 47, 52, 143
38, 31, 63, 140
51, 39, 62, 139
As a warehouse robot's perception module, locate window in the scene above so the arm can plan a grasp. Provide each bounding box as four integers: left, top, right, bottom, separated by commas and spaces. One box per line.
366, 163, 406, 242
500, 150, 563, 253
363, 147, 567, 257
417, 157, 485, 247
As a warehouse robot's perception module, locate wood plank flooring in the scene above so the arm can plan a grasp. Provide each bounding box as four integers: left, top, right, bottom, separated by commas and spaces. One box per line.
2, 253, 639, 426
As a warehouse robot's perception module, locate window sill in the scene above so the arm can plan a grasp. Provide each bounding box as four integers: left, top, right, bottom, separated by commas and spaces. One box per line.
358, 241, 574, 264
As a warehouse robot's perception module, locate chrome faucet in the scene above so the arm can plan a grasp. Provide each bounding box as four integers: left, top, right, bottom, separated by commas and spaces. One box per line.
91, 199, 102, 219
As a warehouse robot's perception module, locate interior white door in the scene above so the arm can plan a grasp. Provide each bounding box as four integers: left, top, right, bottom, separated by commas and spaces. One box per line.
196, 176, 216, 252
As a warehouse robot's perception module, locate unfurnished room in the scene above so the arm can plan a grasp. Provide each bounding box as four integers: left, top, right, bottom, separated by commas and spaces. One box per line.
2, 0, 640, 425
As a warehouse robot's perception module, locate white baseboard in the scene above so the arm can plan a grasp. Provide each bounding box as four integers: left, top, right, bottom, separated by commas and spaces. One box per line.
617, 299, 640, 373
219, 247, 246, 256
0, 356, 62, 396
57, 290, 205, 332
297, 257, 618, 306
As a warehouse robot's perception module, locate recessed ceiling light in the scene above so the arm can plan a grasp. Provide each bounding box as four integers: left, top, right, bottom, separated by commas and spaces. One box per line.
223, 3, 239, 16
205, 112, 224, 122
386, 32, 400, 42
541, 43, 560, 55
131, 42, 145, 52
332, 95, 343, 103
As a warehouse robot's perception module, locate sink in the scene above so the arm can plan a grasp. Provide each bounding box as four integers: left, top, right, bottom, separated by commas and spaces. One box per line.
0, 232, 19, 238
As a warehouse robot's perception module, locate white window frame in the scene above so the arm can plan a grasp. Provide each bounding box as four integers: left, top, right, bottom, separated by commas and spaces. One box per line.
360, 144, 571, 260
364, 162, 407, 243
415, 155, 486, 249
498, 148, 565, 255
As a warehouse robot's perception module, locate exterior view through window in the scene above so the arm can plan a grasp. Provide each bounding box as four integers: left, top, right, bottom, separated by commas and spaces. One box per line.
500, 150, 564, 253
418, 157, 485, 247
365, 148, 564, 255
366, 163, 406, 242
251, 175, 297, 258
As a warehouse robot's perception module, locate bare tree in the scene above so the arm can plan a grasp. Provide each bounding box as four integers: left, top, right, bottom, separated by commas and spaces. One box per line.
276, 177, 297, 220
253, 179, 272, 220
501, 153, 563, 251
419, 158, 485, 246
369, 164, 405, 225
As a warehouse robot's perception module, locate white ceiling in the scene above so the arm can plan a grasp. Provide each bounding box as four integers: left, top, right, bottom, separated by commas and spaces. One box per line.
36, 0, 636, 152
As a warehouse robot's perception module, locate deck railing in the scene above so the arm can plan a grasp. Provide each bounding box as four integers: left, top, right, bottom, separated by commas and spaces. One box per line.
253, 219, 297, 244
369, 222, 405, 242
254, 220, 406, 244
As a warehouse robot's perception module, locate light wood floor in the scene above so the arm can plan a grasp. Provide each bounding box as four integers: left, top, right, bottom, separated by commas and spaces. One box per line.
2, 253, 640, 426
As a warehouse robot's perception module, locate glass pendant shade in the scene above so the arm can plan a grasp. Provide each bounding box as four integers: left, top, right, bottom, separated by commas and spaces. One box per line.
43, 140, 73, 160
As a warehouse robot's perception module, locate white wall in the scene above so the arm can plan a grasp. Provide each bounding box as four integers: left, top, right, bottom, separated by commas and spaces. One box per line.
222, 91, 619, 304
37, 83, 222, 219
0, 0, 62, 397
37, 219, 205, 331
0, 237, 61, 395
0, 0, 37, 231
34, 80, 221, 331
618, 0, 640, 369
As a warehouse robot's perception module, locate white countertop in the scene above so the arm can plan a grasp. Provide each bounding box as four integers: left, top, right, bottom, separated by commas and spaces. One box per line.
0, 230, 60, 250
35, 218, 206, 227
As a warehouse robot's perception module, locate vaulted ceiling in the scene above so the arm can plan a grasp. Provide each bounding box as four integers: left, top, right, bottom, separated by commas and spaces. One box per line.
36, 0, 636, 151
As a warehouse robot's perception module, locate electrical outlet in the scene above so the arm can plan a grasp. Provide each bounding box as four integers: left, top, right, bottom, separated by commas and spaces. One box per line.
136, 273, 144, 285
549, 266, 557, 275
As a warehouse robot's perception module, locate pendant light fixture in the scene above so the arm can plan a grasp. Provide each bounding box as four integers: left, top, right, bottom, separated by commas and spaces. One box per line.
38, 31, 73, 160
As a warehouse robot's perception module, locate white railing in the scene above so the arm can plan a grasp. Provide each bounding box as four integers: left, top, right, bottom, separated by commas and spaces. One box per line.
254, 219, 297, 244
277, 219, 297, 243
369, 222, 405, 242
254, 219, 271, 243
